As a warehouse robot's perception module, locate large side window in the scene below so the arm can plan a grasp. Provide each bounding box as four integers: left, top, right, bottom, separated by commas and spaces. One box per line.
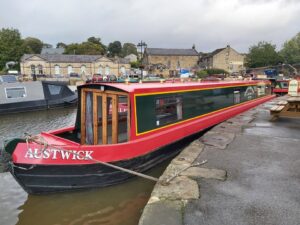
48, 84, 62, 95
155, 96, 182, 126
5, 87, 26, 98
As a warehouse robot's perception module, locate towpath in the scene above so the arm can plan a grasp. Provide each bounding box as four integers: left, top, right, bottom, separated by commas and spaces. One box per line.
139, 96, 300, 225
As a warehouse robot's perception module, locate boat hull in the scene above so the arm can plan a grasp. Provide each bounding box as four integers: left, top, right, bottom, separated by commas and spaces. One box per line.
9, 133, 198, 194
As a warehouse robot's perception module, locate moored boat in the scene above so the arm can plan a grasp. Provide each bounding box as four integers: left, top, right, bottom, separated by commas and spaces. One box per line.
0, 80, 77, 115
3, 80, 274, 194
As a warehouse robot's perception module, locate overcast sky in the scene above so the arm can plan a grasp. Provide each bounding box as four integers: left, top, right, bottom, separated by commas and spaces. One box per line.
1, 0, 299, 53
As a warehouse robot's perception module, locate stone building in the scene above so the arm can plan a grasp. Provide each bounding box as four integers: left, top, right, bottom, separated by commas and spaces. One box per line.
199, 45, 245, 74
20, 54, 131, 79
143, 48, 199, 77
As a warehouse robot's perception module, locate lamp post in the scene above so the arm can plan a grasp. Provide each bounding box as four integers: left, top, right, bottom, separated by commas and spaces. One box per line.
137, 40, 147, 80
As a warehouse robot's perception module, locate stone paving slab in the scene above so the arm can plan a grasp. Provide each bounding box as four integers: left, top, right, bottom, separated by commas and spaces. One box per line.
139, 96, 300, 225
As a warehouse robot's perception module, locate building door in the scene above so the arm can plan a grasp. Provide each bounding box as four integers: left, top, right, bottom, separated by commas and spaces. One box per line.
81, 89, 129, 145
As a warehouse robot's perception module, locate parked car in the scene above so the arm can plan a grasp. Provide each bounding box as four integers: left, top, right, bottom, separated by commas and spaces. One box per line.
92, 74, 117, 82
69, 73, 80, 78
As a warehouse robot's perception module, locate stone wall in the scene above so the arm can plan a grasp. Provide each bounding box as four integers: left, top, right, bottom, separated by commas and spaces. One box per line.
145, 55, 199, 77
20, 56, 131, 79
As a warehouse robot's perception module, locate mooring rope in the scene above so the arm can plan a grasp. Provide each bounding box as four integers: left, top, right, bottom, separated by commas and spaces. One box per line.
20, 133, 159, 182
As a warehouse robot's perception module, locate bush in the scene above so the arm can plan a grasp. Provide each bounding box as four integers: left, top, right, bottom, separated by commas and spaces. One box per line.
205, 68, 229, 75
196, 70, 208, 78
130, 61, 141, 68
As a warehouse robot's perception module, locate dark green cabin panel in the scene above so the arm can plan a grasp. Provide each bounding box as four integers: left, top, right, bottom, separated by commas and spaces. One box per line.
135, 84, 269, 134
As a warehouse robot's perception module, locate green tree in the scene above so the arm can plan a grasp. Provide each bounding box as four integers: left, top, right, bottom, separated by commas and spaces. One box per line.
64, 37, 106, 55
56, 42, 67, 48
108, 41, 122, 57
280, 32, 300, 64
43, 43, 53, 49
22, 37, 43, 54
130, 61, 141, 68
246, 41, 282, 68
122, 43, 138, 57
87, 36, 106, 51
0, 28, 24, 71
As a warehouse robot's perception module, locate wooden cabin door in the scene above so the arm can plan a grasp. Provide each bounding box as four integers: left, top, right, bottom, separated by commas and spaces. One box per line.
81, 89, 129, 145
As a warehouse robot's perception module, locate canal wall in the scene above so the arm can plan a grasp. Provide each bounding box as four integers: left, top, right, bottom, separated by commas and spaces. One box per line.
139, 96, 300, 225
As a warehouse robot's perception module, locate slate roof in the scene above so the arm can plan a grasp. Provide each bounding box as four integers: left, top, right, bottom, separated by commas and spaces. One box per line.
201, 48, 226, 59
145, 48, 198, 56
41, 47, 65, 54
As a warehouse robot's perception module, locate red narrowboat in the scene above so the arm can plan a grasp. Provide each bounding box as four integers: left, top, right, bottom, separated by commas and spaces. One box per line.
273, 80, 289, 96
4, 80, 274, 194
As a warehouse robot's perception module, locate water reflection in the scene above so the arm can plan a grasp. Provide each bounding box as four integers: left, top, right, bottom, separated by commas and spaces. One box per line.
16, 165, 166, 225
0, 107, 170, 225
1, 161, 168, 225
0, 107, 77, 147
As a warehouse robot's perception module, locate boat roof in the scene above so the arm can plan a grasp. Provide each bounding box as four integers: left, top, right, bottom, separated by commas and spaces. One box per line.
80, 80, 268, 94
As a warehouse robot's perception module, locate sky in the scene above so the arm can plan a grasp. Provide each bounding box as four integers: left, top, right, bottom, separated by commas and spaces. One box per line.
1, 0, 299, 53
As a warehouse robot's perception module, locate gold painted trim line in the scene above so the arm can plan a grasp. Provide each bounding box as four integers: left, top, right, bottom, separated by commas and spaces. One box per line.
134, 94, 269, 136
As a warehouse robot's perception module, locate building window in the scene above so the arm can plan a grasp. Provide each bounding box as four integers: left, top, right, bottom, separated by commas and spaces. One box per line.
177, 61, 180, 69
30, 65, 36, 75
81, 65, 86, 74
54, 65, 60, 75
38, 65, 43, 74
167, 60, 171, 68
68, 65, 73, 75
5, 87, 26, 99
98, 66, 103, 74
105, 66, 110, 75
120, 66, 126, 75
155, 96, 183, 126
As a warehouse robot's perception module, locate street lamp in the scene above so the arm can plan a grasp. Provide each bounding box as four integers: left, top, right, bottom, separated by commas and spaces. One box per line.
137, 40, 147, 80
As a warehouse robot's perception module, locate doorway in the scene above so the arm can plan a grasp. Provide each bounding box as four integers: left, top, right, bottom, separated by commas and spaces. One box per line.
81, 89, 130, 145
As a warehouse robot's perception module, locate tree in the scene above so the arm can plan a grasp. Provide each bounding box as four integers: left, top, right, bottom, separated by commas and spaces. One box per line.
280, 32, 300, 64
56, 42, 67, 48
64, 37, 106, 55
22, 37, 43, 54
122, 43, 138, 57
246, 41, 282, 68
108, 41, 122, 57
0, 28, 24, 71
43, 43, 53, 49
87, 36, 106, 51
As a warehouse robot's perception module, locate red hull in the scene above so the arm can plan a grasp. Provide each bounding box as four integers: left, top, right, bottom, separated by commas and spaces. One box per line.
12, 95, 275, 166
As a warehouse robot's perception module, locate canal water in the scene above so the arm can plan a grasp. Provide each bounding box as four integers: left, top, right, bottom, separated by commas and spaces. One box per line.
0, 107, 170, 225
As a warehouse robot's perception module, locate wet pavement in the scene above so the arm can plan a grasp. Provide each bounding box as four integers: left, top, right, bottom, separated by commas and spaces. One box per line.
139, 96, 300, 225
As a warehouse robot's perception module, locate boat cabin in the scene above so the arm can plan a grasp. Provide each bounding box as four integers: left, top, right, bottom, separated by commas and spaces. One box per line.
61, 81, 271, 146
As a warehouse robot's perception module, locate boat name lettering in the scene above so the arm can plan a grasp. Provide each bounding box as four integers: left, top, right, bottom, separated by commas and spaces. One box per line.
24, 148, 93, 160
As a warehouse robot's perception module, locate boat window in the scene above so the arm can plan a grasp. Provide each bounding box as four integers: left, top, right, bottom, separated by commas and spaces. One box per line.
48, 84, 62, 95
85, 92, 94, 144
281, 82, 288, 88
5, 87, 26, 99
118, 96, 128, 143
155, 96, 182, 126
